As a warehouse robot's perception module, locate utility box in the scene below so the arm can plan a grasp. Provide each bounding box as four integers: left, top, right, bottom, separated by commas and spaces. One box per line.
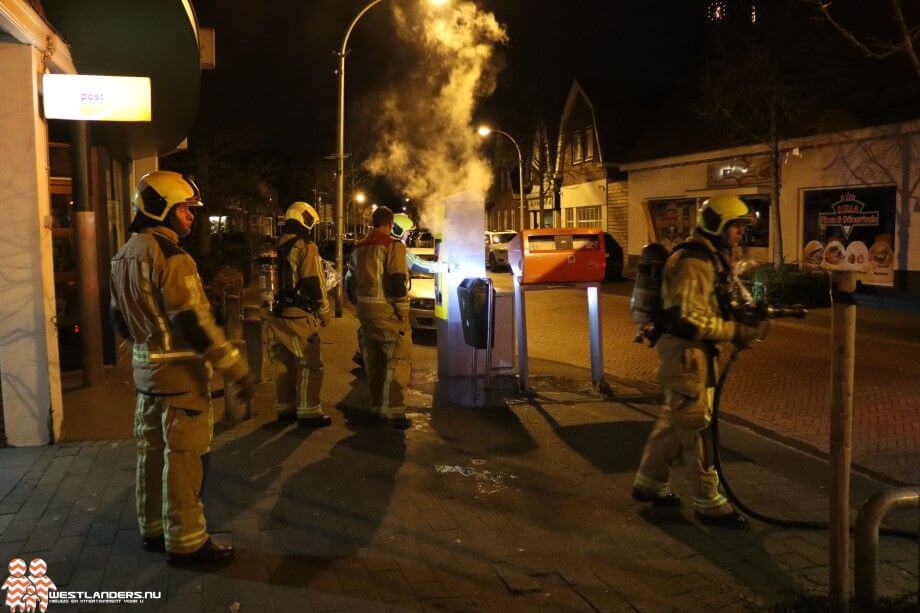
458, 278, 492, 350
508, 228, 606, 284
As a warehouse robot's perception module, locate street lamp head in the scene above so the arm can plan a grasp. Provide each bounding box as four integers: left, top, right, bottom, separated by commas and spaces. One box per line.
355, 191, 367, 204
477, 125, 492, 137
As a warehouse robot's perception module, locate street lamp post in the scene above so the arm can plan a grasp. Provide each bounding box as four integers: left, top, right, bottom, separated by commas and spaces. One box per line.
478, 126, 526, 231
335, 0, 450, 317
335, 0, 385, 317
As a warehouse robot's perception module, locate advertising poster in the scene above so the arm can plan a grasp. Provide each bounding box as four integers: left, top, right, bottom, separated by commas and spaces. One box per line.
647, 198, 698, 251
801, 186, 896, 286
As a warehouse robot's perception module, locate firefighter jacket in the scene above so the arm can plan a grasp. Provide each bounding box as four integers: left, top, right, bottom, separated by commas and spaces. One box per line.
351, 229, 409, 323
273, 233, 330, 323
656, 232, 735, 409
110, 226, 247, 411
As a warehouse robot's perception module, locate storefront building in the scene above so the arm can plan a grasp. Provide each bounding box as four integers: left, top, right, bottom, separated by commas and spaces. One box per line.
621, 121, 920, 295
0, 0, 203, 446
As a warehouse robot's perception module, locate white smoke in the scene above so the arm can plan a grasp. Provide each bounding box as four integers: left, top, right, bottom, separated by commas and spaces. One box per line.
365, 1, 507, 235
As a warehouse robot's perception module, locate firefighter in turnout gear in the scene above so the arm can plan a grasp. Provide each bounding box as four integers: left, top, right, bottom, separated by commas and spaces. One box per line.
268, 202, 332, 428
632, 195, 766, 529
346, 211, 438, 368
110, 171, 254, 565
351, 206, 413, 428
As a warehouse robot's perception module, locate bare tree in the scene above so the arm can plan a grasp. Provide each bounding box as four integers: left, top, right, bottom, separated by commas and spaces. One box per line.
697, 2, 827, 263
806, 0, 920, 81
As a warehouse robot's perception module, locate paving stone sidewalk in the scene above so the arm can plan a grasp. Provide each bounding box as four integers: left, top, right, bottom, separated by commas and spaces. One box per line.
0, 313, 917, 612
508, 279, 920, 485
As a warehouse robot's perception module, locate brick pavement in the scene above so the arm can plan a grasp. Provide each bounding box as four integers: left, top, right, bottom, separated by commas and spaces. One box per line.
0, 312, 916, 611
505, 279, 920, 485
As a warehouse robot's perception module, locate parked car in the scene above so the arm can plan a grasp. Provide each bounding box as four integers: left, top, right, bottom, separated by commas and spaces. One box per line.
485, 231, 516, 270
407, 247, 436, 330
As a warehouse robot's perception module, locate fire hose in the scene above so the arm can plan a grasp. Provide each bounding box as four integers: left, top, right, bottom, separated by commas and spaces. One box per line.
710, 345, 918, 540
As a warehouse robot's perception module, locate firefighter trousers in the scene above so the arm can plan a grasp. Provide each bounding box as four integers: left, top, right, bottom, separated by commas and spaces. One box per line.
634, 388, 733, 516
134, 394, 212, 554
271, 331, 324, 418
359, 316, 411, 417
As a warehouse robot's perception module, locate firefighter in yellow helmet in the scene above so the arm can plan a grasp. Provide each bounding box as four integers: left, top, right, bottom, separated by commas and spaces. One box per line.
346, 211, 439, 368
350, 206, 414, 428
267, 202, 332, 428
110, 170, 254, 565
632, 195, 766, 529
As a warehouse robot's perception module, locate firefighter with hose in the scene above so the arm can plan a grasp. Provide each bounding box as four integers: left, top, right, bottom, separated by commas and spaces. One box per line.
631, 195, 767, 529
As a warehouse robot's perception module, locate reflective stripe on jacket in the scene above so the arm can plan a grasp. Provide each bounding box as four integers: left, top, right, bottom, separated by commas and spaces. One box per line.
275, 233, 330, 321
351, 230, 409, 321
110, 226, 235, 409
656, 234, 735, 406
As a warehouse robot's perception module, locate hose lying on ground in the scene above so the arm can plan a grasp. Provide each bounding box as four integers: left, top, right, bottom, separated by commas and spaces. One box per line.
711, 348, 917, 540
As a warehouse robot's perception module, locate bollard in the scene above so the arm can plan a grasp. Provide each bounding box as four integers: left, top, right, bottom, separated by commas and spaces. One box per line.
243, 317, 264, 381
855, 488, 920, 608
224, 294, 243, 340
223, 339, 252, 421
829, 271, 856, 611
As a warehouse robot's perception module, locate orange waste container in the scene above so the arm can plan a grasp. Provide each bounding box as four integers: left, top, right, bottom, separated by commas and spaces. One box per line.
508, 228, 606, 284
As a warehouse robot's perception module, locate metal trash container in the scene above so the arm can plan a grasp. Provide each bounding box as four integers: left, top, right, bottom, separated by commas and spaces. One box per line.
457, 278, 493, 350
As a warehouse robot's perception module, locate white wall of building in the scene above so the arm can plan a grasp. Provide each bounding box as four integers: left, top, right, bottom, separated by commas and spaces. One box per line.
0, 42, 63, 444
560, 178, 607, 228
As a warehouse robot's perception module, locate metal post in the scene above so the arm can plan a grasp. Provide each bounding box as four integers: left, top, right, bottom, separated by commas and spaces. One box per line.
485, 277, 494, 391
335, 0, 385, 319
71, 121, 105, 387
513, 275, 529, 393
517, 152, 526, 231
829, 270, 857, 611
855, 488, 920, 608
587, 284, 603, 389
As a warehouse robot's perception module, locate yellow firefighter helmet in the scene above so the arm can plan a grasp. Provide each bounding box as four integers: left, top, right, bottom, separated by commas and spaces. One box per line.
284, 201, 320, 230
391, 212, 415, 239
697, 195, 755, 237
132, 171, 203, 221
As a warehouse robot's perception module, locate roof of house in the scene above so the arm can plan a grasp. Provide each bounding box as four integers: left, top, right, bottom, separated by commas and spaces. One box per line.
566, 78, 670, 166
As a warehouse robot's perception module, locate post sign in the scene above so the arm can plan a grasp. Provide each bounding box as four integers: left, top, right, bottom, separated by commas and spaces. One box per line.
646, 198, 698, 250
801, 186, 896, 286
42, 74, 152, 122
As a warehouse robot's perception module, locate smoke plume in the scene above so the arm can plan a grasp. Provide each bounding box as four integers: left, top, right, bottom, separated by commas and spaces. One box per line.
365, 1, 507, 234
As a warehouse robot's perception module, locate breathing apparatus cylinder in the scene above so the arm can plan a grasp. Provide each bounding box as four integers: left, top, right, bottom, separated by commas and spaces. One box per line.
630, 243, 669, 324
630, 244, 670, 345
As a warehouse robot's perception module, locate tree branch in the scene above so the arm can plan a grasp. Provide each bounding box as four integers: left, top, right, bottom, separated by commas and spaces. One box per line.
890, 0, 920, 80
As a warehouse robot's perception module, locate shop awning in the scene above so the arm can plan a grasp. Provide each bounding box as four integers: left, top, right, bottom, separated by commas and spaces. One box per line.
42, 0, 200, 160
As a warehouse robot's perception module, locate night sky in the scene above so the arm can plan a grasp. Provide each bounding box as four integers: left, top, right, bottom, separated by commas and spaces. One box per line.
189, 0, 704, 158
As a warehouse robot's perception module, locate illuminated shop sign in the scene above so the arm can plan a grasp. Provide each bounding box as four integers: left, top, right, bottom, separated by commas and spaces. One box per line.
801, 186, 896, 287
42, 74, 152, 122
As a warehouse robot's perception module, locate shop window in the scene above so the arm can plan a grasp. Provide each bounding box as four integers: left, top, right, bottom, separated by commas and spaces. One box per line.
740, 196, 770, 248
575, 205, 602, 228
584, 127, 595, 161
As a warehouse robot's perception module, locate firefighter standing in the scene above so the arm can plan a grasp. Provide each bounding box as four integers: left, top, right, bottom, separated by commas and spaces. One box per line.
632, 195, 766, 529
110, 171, 254, 564
268, 202, 332, 428
350, 206, 413, 428
347, 212, 438, 368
